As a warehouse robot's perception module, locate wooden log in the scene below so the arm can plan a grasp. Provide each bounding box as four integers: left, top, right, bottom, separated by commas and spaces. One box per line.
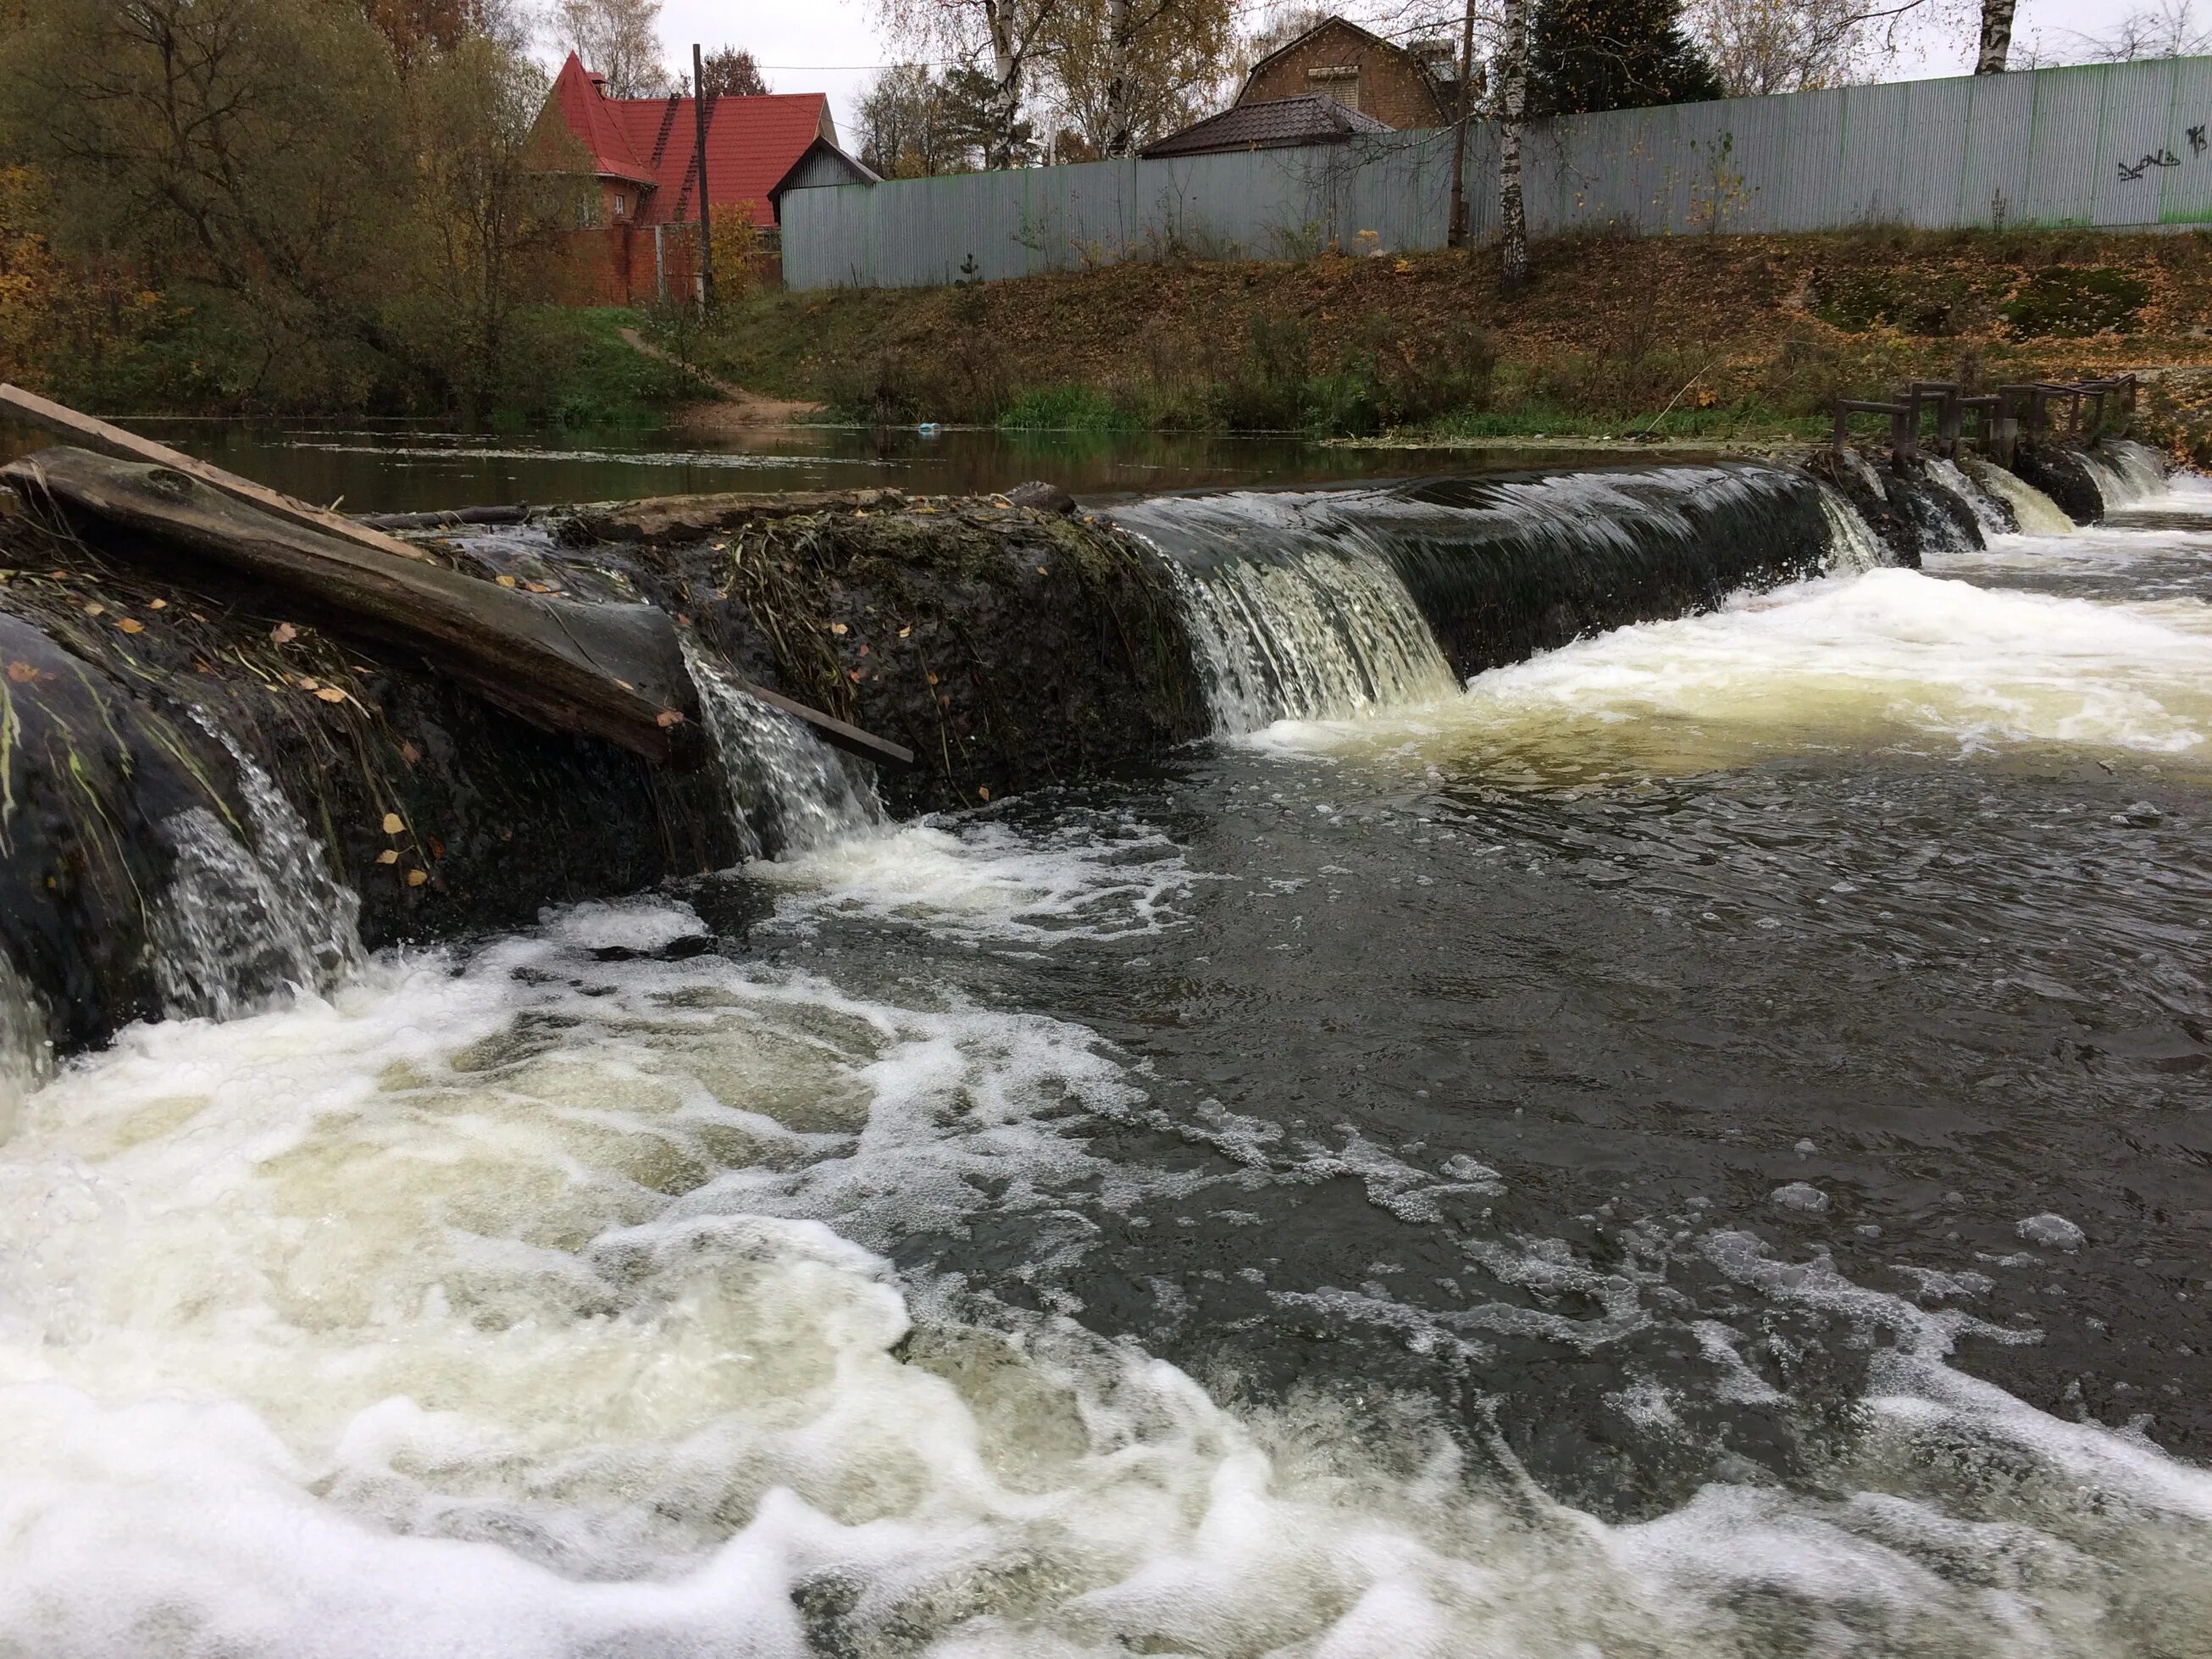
570, 487, 907, 543
0, 382, 434, 564
4, 446, 696, 763
358, 504, 533, 531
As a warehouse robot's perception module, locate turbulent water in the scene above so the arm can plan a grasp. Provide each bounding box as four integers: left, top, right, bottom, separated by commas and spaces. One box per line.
149, 728, 364, 1021
5, 458, 2212, 1657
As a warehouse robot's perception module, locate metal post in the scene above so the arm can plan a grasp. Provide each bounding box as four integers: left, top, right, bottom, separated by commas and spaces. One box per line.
692, 43, 715, 313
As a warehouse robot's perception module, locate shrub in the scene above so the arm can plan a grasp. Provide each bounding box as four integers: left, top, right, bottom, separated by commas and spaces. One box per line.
996, 384, 1139, 431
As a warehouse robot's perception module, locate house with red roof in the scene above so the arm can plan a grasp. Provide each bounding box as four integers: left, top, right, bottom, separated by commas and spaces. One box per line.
542, 53, 877, 303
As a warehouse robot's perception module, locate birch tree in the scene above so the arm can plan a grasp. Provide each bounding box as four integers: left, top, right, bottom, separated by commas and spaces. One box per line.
1498, 0, 1529, 287
1973, 0, 2013, 69
879, 0, 1064, 167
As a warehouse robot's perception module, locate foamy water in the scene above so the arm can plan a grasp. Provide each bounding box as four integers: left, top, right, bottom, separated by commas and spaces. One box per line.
754, 807, 1198, 946
1262, 563, 2212, 779
8, 894, 2212, 1657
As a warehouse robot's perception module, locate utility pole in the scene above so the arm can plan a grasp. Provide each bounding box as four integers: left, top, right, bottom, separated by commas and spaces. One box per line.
692, 42, 715, 312
1447, 0, 1477, 247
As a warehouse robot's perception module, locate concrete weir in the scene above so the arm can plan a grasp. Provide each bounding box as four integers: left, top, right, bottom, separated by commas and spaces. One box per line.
0, 434, 2159, 1055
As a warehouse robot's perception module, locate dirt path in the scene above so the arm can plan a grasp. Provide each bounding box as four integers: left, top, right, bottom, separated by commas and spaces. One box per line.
618, 326, 826, 429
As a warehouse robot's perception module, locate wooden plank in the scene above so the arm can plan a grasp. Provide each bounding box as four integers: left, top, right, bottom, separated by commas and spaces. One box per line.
735, 677, 915, 769
5, 445, 696, 762
0, 382, 432, 563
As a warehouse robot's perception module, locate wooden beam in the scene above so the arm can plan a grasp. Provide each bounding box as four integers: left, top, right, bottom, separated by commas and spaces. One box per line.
0, 382, 432, 564
735, 677, 914, 769
5, 446, 696, 762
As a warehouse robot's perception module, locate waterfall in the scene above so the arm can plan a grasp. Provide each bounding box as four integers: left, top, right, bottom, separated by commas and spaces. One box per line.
1816, 485, 1889, 574
1959, 455, 2074, 535
2076, 438, 2169, 512
682, 642, 883, 858
151, 729, 363, 1021
1925, 458, 2010, 539
1112, 494, 1456, 732
1118, 463, 1844, 735
0, 953, 50, 1139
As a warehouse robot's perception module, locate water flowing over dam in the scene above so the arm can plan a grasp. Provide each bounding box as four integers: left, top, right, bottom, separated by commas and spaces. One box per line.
3, 446, 2209, 1658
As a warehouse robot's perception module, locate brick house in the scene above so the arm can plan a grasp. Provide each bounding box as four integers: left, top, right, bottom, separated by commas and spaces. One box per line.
543, 53, 877, 303
1235, 16, 1461, 130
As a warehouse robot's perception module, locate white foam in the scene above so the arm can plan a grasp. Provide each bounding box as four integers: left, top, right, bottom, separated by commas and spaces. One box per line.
5, 923, 2212, 1654
755, 810, 1197, 946
1262, 566, 2212, 774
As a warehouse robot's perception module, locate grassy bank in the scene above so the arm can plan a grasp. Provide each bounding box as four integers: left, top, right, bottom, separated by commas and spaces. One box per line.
668, 229, 2212, 462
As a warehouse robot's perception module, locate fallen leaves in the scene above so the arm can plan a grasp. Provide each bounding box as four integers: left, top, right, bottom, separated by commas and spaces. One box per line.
655, 707, 685, 727
116, 618, 144, 635
898, 625, 912, 638
6, 659, 43, 684
406, 868, 428, 887
147, 598, 167, 611
376, 849, 399, 865
270, 622, 298, 645
829, 621, 848, 635
81, 602, 104, 617
495, 574, 518, 588
314, 686, 346, 703
381, 812, 403, 834
399, 740, 421, 765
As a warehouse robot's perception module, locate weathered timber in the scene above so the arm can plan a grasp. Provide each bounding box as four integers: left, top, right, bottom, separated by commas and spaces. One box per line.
358, 504, 534, 531
569, 488, 907, 543
4, 446, 699, 762
0, 382, 434, 565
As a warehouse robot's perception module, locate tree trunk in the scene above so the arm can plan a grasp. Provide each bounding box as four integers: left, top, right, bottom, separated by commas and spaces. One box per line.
1447, 0, 1477, 247
5, 446, 700, 762
1499, 0, 1530, 289
1105, 0, 1135, 158
1975, 0, 2015, 73
982, 0, 1023, 168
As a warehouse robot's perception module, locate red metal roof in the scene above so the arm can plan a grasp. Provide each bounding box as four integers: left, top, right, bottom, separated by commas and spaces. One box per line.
546, 53, 832, 227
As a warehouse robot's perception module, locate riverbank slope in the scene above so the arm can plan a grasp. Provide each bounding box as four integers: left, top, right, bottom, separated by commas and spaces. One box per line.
667, 230, 2212, 460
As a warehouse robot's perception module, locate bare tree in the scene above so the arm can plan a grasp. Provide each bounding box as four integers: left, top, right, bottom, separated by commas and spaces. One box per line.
2079, 0, 2211, 58
548, 0, 670, 96
879, 0, 1066, 167
1683, 0, 1942, 94
403, 35, 583, 414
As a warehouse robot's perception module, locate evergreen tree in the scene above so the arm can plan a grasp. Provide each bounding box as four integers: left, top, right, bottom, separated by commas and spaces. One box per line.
1528, 0, 1722, 116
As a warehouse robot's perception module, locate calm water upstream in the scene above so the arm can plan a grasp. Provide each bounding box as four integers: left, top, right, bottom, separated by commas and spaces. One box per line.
0, 417, 1533, 511
1, 447, 2209, 1656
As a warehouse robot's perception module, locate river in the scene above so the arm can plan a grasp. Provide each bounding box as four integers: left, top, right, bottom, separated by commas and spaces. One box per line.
0, 440, 2207, 1656
0, 417, 1554, 511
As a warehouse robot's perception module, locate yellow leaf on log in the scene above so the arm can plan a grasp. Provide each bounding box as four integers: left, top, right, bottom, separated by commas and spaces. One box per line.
376, 849, 399, 865
381, 813, 403, 834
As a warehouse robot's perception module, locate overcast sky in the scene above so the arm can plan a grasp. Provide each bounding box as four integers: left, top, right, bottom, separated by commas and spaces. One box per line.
646, 0, 2166, 138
